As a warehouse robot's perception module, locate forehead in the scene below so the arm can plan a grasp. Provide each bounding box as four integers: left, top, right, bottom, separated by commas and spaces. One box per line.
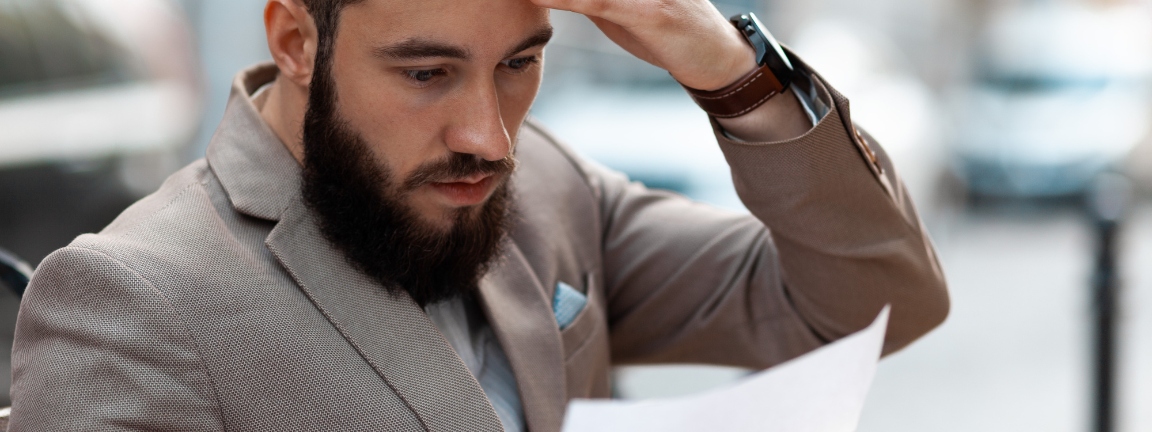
338, 0, 550, 54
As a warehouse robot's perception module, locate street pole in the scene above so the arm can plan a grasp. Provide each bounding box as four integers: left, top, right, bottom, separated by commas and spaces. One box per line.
1086, 173, 1131, 432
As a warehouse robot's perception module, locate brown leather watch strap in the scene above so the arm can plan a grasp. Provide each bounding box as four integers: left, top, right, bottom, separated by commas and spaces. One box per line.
682, 63, 786, 118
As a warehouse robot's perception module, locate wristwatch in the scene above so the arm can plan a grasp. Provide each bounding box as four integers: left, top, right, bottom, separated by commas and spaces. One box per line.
683, 12, 796, 118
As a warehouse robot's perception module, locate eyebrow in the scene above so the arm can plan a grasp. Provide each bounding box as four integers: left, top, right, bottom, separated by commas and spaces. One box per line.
503, 26, 553, 58
372, 26, 554, 62
373, 39, 471, 61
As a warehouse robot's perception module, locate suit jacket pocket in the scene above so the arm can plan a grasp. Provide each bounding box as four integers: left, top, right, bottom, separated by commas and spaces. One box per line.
559, 274, 601, 360
560, 273, 611, 399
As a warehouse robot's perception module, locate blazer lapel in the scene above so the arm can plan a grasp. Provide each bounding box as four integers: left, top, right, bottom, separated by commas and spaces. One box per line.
266, 197, 504, 432
478, 243, 567, 432
211, 63, 503, 431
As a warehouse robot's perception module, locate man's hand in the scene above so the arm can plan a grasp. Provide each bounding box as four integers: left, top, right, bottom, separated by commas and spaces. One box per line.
530, 0, 758, 91
534, 0, 814, 141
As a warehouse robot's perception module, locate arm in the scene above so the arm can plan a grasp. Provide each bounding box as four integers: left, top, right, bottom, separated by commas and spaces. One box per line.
533, 0, 949, 363
713, 60, 949, 355
584, 72, 946, 366
9, 246, 224, 431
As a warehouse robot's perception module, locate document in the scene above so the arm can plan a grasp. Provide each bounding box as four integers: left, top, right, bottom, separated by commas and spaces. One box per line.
561, 306, 890, 432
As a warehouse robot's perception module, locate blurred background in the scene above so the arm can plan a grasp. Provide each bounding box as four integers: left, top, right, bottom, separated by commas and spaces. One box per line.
3, 0, 1152, 430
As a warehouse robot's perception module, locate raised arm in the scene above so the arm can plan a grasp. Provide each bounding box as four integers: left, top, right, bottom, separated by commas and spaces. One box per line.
532, 0, 949, 364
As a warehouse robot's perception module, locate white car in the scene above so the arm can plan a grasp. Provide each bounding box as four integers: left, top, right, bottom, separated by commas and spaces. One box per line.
950, 3, 1152, 197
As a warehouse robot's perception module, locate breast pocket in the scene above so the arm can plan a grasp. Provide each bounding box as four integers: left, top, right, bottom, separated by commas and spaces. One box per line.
559, 272, 610, 398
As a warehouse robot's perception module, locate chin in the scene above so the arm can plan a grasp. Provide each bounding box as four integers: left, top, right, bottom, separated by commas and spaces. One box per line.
415, 205, 476, 232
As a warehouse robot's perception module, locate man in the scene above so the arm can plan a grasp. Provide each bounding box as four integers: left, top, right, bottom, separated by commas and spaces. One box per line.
8, 0, 949, 430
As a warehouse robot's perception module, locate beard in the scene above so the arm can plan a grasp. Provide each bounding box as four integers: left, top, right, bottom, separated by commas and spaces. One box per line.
299, 59, 516, 308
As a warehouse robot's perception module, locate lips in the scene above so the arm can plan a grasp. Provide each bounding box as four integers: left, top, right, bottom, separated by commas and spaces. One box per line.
428, 174, 497, 207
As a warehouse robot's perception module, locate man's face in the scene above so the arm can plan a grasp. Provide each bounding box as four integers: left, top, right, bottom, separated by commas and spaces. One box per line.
297, 0, 550, 306
330, 0, 550, 229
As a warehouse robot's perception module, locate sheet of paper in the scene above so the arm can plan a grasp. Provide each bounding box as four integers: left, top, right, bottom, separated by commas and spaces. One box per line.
561, 306, 890, 432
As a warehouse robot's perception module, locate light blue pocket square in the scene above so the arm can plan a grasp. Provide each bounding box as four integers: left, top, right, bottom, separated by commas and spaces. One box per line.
553, 281, 587, 330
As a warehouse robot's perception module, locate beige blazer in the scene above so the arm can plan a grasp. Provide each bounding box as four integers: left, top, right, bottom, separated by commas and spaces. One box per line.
9, 60, 948, 431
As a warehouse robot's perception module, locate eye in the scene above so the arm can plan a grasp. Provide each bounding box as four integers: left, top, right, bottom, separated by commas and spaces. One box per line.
501, 55, 540, 72
404, 68, 448, 84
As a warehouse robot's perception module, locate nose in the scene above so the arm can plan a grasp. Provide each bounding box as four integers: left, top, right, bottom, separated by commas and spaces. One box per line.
444, 81, 512, 162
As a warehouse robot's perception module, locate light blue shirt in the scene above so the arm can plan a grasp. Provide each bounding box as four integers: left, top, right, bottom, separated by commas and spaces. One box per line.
425, 297, 524, 432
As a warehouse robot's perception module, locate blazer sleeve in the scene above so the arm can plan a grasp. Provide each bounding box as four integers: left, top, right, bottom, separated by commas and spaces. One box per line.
594, 65, 949, 368
9, 246, 225, 431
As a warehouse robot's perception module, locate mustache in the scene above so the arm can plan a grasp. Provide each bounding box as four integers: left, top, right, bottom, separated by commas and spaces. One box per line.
402, 153, 518, 191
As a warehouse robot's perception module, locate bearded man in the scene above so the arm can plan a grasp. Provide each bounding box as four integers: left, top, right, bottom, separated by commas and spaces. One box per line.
8, 0, 949, 430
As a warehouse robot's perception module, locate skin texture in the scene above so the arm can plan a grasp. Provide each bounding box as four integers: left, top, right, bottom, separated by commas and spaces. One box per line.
260, 0, 811, 228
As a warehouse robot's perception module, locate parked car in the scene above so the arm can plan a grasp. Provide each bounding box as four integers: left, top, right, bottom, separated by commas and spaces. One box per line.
0, 0, 202, 195
949, 3, 1152, 198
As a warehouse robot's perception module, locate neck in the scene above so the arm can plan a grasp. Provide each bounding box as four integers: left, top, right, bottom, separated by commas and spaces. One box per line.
258, 76, 308, 164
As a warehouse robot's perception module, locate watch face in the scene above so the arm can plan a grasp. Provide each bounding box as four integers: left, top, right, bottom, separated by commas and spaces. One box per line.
732, 12, 794, 83
749, 14, 793, 70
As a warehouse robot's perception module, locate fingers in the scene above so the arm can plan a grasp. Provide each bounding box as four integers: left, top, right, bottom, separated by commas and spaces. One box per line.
586, 16, 659, 65
529, 0, 631, 22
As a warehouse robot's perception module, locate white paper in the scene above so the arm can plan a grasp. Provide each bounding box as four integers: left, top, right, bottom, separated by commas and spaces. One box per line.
561, 306, 890, 432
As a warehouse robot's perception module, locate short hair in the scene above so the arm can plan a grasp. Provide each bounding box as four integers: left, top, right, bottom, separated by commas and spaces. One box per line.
299, 0, 365, 63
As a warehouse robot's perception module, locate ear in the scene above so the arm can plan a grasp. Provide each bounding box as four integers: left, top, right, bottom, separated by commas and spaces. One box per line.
264, 0, 319, 88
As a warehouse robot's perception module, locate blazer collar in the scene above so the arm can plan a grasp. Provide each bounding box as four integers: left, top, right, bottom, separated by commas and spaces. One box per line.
205, 63, 300, 221
266, 196, 569, 431
266, 196, 506, 431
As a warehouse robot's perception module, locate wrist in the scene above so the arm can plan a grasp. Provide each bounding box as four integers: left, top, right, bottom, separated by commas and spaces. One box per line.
680, 12, 797, 119
695, 39, 760, 92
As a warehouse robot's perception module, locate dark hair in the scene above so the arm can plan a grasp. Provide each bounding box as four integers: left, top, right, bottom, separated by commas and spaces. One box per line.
299, 0, 364, 66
